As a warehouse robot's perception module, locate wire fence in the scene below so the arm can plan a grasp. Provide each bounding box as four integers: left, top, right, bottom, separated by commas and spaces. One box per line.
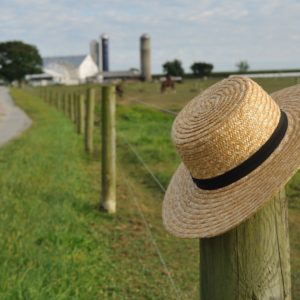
32, 85, 185, 299
29, 79, 300, 299
121, 167, 181, 299
117, 117, 182, 298
119, 134, 167, 193
132, 99, 178, 116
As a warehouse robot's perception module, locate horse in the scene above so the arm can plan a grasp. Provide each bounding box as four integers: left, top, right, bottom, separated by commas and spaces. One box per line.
160, 76, 175, 93
116, 83, 124, 97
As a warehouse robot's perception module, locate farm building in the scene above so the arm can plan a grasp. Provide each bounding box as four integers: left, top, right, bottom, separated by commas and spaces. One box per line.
26, 55, 142, 86
26, 54, 101, 86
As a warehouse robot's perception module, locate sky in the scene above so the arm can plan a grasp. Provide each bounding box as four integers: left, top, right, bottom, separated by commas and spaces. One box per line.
0, 0, 300, 73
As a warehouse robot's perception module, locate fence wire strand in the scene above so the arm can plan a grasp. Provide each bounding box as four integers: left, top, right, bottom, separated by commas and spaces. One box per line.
120, 135, 167, 193
120, 158, 181, 300
118, 101, 183, 298
132, 99, 178, 116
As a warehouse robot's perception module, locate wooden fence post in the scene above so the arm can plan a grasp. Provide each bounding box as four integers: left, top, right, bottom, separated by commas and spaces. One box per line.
42, 88, 46, 102
74, 93, 78, 125
52, 90, 56, 108
74, 93, 78, 123
45, 88, 49, 103
56, 91, 60, 110
101, 85, 116, 213
85, 88, 95, 153
48, 90, 52, 105
51, 90, 54, 106
45, 88, 48, 102
63, 92, 68, 116
70, 92, 76, 122
76, 93, 85, 135
43, 88, 46, 102
53, 90, 57, 109
200, 188, 291, 300
68, 93, 72, 120
58, 92, 63, 111
61, 92, 65, 114
52, 90, 56, 107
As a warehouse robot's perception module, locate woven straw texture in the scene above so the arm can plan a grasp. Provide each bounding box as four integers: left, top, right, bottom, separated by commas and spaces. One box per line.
163, 76, 300, 238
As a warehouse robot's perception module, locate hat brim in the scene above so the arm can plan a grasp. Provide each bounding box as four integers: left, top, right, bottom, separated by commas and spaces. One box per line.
162, 84, 300, 238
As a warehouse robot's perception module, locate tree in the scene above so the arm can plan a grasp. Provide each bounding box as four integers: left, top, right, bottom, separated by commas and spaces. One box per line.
162, 59, 184, 77
236, 60, 249, 73
191, 62, 214, 77
0, 41, 42, 83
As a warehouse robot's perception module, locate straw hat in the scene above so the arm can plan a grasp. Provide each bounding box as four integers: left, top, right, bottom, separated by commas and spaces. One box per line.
162, 76, 300, 238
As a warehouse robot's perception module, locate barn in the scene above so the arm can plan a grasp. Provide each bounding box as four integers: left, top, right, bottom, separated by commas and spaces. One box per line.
26, 54, 101, 86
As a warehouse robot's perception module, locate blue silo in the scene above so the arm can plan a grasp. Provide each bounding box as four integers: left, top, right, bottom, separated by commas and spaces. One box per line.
101, 34, 109, 72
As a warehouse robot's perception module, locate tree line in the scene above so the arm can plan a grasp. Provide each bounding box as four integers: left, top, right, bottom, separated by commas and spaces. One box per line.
0, 41, 42, 84
162, 59, 250, 77
0, 40, 250, 83
162, 59, 213, 78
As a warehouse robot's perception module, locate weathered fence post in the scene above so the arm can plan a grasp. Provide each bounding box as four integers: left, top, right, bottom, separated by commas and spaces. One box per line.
56, 91, 60, 111
45, 88, 49, 103
43, 87, 48, 102
61, 92, 66, 114
70, 92, 76, 122
58, 92, 63, 111
68, 93, 72, 119
53, 90, 57, 109
53, 90, 57, 108
62, 92, 67, 116
45, 88, 48, 102
76, 93, 85, 135
42, 88, 46, 102
52, 90, 55, 106
48, 90, 52, 105
74, 93, 79, 126
85, 88, 95, 153
100, 85, 116, 213
200, 188, 291, 300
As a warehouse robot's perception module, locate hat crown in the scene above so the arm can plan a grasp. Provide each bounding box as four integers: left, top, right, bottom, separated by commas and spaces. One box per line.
172, 76, 281, 179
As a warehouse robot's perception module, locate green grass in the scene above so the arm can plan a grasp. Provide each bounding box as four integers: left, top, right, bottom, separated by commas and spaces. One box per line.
0, 89, 117, 299
118, 76, 300, 297
116, 103, 300, 299
121, 77, 300, 111
40, 76, 300, 113
2, 77, 300, 299
0, 89, 199, 299
117, 104, 179, 187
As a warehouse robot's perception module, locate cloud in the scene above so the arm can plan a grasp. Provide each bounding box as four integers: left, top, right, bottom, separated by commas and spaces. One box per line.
0, 0, 299, 72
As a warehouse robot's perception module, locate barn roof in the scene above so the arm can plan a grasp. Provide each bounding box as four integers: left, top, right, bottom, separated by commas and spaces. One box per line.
43, 55, 86, 68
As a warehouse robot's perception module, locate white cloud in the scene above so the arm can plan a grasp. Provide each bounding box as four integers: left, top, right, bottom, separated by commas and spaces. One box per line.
0, 0, 299, 72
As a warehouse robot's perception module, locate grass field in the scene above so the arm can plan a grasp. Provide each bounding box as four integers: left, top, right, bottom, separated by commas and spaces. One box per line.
0, 89, 198, 299
121, 76, 300, 111
1, 77, 300, 299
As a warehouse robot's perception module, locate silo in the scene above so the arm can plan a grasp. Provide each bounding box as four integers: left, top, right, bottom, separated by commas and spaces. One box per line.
90, 40, 99, 65
140, 34, 152, 81
98, 36, 103, 72
101, 34, 109, 72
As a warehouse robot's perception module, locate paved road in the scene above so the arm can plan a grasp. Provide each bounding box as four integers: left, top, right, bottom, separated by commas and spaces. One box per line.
0, 87, 32, 146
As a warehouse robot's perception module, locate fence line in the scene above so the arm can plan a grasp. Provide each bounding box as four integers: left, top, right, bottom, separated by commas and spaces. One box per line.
33, 83, 295, 299
121, 168, 181, 300
132, 99, 178, 116
36, 86, 181, 298
118, 134, 182, 298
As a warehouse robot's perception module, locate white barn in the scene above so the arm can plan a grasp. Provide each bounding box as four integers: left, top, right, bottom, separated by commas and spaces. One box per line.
26, 54, 101, 86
